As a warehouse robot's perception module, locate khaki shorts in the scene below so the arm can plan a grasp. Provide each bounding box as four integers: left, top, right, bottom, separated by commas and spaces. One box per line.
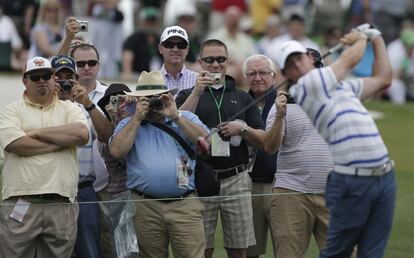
246, 182, 275, 256
131, 192, 205, 258
201, 171, 256, 249
270, 188, 329, 258
0, 196, 78, 258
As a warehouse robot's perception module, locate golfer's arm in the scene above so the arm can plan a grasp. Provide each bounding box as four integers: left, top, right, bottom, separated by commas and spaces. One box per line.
331, 38, 367, 82
360, 36, 392, 100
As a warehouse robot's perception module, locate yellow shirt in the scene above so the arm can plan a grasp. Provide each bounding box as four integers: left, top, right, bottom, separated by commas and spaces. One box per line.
0, 95, 88, 202
251, 0, 281, 34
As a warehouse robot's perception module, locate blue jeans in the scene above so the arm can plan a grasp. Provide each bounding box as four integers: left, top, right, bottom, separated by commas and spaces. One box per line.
319, 170, 397, 258
74, 185, 101, 258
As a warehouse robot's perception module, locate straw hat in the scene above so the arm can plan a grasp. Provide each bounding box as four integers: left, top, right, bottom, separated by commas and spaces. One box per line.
126, 71, 172, 97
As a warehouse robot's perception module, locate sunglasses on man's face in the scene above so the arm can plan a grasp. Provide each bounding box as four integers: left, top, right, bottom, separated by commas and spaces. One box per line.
162, 41, 188, 49
200, 56, 228, 64
76, 60, 98, 68
27, 73, 53, 82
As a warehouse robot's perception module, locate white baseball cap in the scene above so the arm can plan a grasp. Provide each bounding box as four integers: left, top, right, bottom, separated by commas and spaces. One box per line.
160, 25, 189, 43
276, 40, 307, 70
24, 57, 53, 76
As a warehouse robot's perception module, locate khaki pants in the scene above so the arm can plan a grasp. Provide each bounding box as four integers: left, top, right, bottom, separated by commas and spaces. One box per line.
131, 192, 205, 258
0, 196, 78, 258
246, 182, 275, 257
270, 188, 329, 258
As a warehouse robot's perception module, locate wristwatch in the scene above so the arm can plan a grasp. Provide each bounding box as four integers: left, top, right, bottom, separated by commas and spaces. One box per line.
172, 111, 183, 123
85, 103, 96, 112
240, 124, 248, 136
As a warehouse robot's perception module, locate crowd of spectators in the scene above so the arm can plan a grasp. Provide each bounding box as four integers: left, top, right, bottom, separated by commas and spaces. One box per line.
0, 1, 409, 258
1, 0, 414, 102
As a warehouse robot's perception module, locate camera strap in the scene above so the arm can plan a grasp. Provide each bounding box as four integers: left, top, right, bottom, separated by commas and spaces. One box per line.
150, 122, 196, 160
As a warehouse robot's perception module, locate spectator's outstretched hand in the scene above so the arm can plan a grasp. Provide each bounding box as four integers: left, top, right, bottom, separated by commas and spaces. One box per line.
65, 17, 79, 39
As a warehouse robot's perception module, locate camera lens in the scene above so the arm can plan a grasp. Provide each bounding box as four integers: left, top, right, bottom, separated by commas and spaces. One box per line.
58, 80, 73, 92
80, 25, 86, 30
149, 96, 163, 111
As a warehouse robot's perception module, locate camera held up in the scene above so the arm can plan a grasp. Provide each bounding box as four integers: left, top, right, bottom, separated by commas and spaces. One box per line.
149, 96, 164, 111
77, 20, 88, 32
57, 80, 73, 92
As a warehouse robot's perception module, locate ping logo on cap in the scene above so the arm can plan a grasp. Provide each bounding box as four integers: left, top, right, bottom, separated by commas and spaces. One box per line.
167, 28, 185, 36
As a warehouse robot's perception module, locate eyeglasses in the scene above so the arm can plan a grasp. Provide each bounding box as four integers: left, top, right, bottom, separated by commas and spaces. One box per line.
200, 56, 228, 64
27, 73, 52, 82
246, 71, 273, 79
76, 60, 98, 68
162, 41, 188, 49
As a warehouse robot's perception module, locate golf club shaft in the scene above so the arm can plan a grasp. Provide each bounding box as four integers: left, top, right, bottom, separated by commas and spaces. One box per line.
206, 42, 345, 137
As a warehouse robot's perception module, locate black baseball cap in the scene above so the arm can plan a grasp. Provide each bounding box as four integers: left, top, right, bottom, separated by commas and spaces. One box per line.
97, 83, 131, 121
51, 55, 77, 74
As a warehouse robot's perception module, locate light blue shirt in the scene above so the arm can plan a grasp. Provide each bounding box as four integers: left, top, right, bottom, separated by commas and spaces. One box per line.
112, 111, 209, 198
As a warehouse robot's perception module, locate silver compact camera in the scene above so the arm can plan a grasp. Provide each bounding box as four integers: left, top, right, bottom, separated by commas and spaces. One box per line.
109, 95, 119, 123
110, 95, 119, 111
77, 20, 88, 32
207, 73, 222, 84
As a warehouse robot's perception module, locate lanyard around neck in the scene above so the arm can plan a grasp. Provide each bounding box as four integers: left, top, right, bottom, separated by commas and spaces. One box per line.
207, 82, 226, 123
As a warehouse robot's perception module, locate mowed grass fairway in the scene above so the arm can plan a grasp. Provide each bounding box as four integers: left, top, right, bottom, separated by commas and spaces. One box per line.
211, 101, 414, 258
0, 101, 413, 257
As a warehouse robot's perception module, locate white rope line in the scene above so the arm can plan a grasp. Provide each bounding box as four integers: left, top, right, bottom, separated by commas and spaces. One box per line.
0, 191, 325, 206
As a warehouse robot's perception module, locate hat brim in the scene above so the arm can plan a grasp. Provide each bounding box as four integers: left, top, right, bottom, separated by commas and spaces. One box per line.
54, 66, 76, 74
23, 67, 54, 76
126, 88, 172, 97
161, 35, 189, 43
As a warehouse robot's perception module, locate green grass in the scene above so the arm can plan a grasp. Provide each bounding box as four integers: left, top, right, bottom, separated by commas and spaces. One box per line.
211, 101, 414, 258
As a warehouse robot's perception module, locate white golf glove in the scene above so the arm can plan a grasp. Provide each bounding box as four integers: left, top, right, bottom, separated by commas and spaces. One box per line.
356, 23, 382, 41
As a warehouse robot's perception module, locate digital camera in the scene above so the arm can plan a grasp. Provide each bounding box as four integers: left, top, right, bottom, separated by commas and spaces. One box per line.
149, 96, 164, 111
207, 73, 222, 84
109, 95, 119, 110
77, 20, 88, 32
57, 80, 73, 92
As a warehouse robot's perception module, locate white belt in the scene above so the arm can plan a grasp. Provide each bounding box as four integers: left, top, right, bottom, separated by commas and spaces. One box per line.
334, 160, 394, 177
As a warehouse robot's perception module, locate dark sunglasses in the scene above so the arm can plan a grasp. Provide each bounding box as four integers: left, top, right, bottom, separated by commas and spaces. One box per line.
200, 56, 228, 64
76, 60, 98, 68
162, 41, 188, 49
28, 73, 52, 82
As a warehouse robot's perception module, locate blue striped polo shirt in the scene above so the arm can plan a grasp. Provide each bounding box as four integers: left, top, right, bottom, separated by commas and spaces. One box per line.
289, 67, 389, 168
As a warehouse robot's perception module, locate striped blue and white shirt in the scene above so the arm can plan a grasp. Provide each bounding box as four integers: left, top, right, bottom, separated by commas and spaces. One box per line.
78, 81, 108, 183
290, 67, 389, 168
266, 104, 332, 193
160, 65, 197, 94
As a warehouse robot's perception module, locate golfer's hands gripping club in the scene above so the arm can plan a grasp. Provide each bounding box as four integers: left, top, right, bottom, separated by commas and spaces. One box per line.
355, 23, 382, 41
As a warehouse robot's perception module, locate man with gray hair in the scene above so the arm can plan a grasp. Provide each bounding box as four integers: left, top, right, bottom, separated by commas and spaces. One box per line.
242, 54, 278, 258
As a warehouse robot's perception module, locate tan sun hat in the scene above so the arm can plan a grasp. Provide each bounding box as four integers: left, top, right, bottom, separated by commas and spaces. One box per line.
126, 71, 172, 97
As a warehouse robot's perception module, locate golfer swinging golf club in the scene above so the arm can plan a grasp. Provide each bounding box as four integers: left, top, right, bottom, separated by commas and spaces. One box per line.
273, 26, 396, 258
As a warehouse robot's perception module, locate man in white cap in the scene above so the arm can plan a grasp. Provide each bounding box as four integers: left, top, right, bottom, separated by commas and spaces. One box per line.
274, 27, 396, 258
159, 25, 198, 93
0, 56, 89, 258
109, 71, 209, 258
